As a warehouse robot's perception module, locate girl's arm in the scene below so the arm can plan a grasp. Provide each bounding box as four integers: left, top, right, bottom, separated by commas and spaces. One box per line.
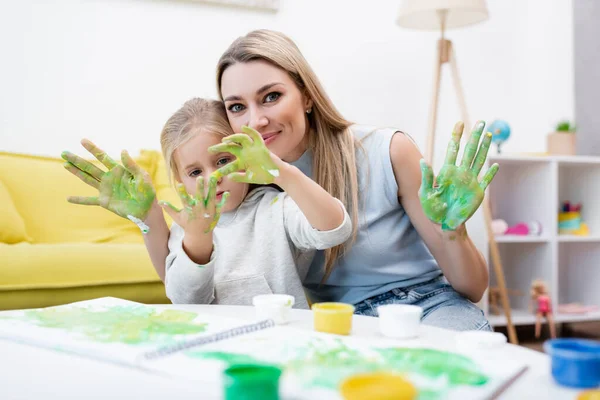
163, 223, 217, 304
389, 132, 489, 303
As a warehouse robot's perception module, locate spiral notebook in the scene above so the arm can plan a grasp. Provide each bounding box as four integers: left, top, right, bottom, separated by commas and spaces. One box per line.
0, 297, 528, 399
0, 297, 276, 371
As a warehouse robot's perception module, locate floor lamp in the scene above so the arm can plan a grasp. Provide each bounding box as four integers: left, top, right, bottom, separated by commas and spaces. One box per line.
397, 0, 519, 344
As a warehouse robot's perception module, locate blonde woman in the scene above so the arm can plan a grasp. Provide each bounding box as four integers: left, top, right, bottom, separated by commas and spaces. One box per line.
64, 30, 498, 331
212, 30, 498, 331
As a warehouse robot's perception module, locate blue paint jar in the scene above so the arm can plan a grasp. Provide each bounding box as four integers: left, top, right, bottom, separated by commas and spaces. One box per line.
544, 338, 600, 389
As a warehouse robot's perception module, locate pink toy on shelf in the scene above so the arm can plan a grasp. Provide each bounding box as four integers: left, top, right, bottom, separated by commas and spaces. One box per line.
493, 220, 542, 236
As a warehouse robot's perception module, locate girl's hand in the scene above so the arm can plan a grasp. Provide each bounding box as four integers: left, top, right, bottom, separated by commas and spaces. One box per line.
62, 139, 156, 222
419, 121, 499, 231
208, 126, 280, 184
159, 176, 229, 235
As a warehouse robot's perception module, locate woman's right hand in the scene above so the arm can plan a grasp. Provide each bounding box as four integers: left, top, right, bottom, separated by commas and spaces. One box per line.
61, 139, 156, 221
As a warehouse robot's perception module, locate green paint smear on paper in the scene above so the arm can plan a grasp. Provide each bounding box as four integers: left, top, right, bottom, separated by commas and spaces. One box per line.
189, 338, 488, 398
188, 351, 277, 367
18, 306, 208, 345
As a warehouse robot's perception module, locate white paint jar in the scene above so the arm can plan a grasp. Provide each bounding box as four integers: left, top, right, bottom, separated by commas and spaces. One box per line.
377, 304, 423, 339
252, 294, 295, 325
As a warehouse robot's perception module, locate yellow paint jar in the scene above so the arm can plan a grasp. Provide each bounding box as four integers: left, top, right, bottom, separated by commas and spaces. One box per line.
312, 302, 355, 335
578, 390, 600, 400
340, 372, 417, 400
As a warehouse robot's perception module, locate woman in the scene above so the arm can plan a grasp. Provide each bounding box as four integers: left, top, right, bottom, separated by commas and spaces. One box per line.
63, 30, 498, 331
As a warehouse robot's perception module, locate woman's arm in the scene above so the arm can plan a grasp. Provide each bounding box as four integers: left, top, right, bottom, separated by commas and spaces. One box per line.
389, 132, 489, 302
274, 161, 345, 231
142, 202, 171, 281
62, 139, 170, 281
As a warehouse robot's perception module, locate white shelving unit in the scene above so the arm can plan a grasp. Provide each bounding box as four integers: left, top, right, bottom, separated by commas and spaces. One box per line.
483, 154, 600, 327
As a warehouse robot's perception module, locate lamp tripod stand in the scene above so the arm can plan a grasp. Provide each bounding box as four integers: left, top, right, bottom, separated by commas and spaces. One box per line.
425, 11, 518, 345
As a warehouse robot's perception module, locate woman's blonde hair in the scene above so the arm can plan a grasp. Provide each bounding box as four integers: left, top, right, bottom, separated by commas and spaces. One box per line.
217, 29, 360, 283
160, 98, 233, 183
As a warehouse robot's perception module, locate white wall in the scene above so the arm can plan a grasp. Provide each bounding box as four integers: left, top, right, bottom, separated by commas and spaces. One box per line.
0, 0, 573, 161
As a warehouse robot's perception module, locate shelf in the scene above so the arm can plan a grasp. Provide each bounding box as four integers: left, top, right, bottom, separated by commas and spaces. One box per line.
488, 154, 600, 165
555, 155, 600, 165
488, 154, 550, 165
489, 309, 600, 327
494, 235, 550, 243
558, 235, 600, 242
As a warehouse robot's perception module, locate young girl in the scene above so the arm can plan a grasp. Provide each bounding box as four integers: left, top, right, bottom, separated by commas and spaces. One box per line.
63, 98, 351, 308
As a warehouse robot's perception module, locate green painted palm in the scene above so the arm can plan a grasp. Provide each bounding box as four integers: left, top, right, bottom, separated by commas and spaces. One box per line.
420, 121, 499, 231
61, 140, 156, 222
159, 176, 229, 234
208, 126, 279, 184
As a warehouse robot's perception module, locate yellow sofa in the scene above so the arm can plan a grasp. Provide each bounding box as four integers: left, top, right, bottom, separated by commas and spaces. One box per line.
0, 149, 180, 310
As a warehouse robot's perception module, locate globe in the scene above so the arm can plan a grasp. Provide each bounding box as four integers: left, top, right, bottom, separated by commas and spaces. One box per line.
487, 120, 511, 154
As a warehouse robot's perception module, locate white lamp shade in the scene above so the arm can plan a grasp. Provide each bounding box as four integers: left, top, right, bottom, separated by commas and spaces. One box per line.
397, 0, 489, 31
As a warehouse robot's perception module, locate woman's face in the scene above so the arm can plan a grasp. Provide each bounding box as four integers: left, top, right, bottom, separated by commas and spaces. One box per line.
220, 60, 312, 162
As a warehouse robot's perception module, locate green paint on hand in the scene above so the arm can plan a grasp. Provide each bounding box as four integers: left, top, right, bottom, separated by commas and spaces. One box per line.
19, 306, 207, 345
61, 144, 156, 221
419, 121, 499, 231
208, 126, 280, 184
270, 197, 279, 206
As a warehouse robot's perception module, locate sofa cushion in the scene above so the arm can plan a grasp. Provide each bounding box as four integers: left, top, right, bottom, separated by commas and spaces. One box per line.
0, 242, 161, 290
0, 150, 180, 244
0, 180, 32, 244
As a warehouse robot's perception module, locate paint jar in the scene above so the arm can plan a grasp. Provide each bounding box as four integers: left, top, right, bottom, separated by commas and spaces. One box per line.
578, 390, 600, 400
312, 302, 355, 335
340, 372, 417, 400
223, 363, 282, 400
544, 338, 600, 389
252, 294, 295, 325
377, 304, 422, 339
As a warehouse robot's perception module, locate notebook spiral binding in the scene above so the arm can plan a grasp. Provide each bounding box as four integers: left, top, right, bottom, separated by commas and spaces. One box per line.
141, 319, 275, 361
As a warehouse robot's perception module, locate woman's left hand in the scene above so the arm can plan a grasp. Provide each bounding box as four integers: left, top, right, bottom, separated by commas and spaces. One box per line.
419, 121, 499, 231
208, 126, 280, 184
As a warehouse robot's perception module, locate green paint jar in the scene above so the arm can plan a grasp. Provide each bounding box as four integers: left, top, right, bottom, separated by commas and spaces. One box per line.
223, 364, 282, 400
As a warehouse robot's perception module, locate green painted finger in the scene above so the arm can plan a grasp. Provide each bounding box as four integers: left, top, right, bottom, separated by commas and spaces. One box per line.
460, 121, 485, 169
61, 151, 105, 181
419, 159, 434, 194
81, 139, 119, 170
158, 200, 181, 213
472, 132, 493, 176
208, 142, 242, 157
479, 163, 499, 190
67, 196, 100, 206
121, 150, 143, 176
176, 183, 193, 206
204, 176, 218, 208
241, 125, 263, 144
213, 160, 242, 181
195, 176, 205, 201
228, 172, 252, 183
223, 133, 253, 147
444, 121, 464, 166
63, 162, 100, 189
216, 191, 230, 212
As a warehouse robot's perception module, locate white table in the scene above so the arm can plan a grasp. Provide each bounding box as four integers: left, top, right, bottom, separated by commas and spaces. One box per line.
0, 305, 582, 400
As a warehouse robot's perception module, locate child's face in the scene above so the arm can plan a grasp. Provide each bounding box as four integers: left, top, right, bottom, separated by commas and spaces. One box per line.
173, 132, 248, 213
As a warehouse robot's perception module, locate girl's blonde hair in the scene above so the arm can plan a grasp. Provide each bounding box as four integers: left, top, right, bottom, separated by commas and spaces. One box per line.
217, 29, 360, 283
160, 98, 233, 182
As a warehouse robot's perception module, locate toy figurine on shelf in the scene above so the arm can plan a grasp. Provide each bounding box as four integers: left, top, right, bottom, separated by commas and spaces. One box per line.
530, 279, 557, 339
558, 201, 589, 236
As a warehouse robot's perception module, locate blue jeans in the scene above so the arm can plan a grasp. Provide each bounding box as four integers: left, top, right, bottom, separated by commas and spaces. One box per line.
353, 276, 491, 331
